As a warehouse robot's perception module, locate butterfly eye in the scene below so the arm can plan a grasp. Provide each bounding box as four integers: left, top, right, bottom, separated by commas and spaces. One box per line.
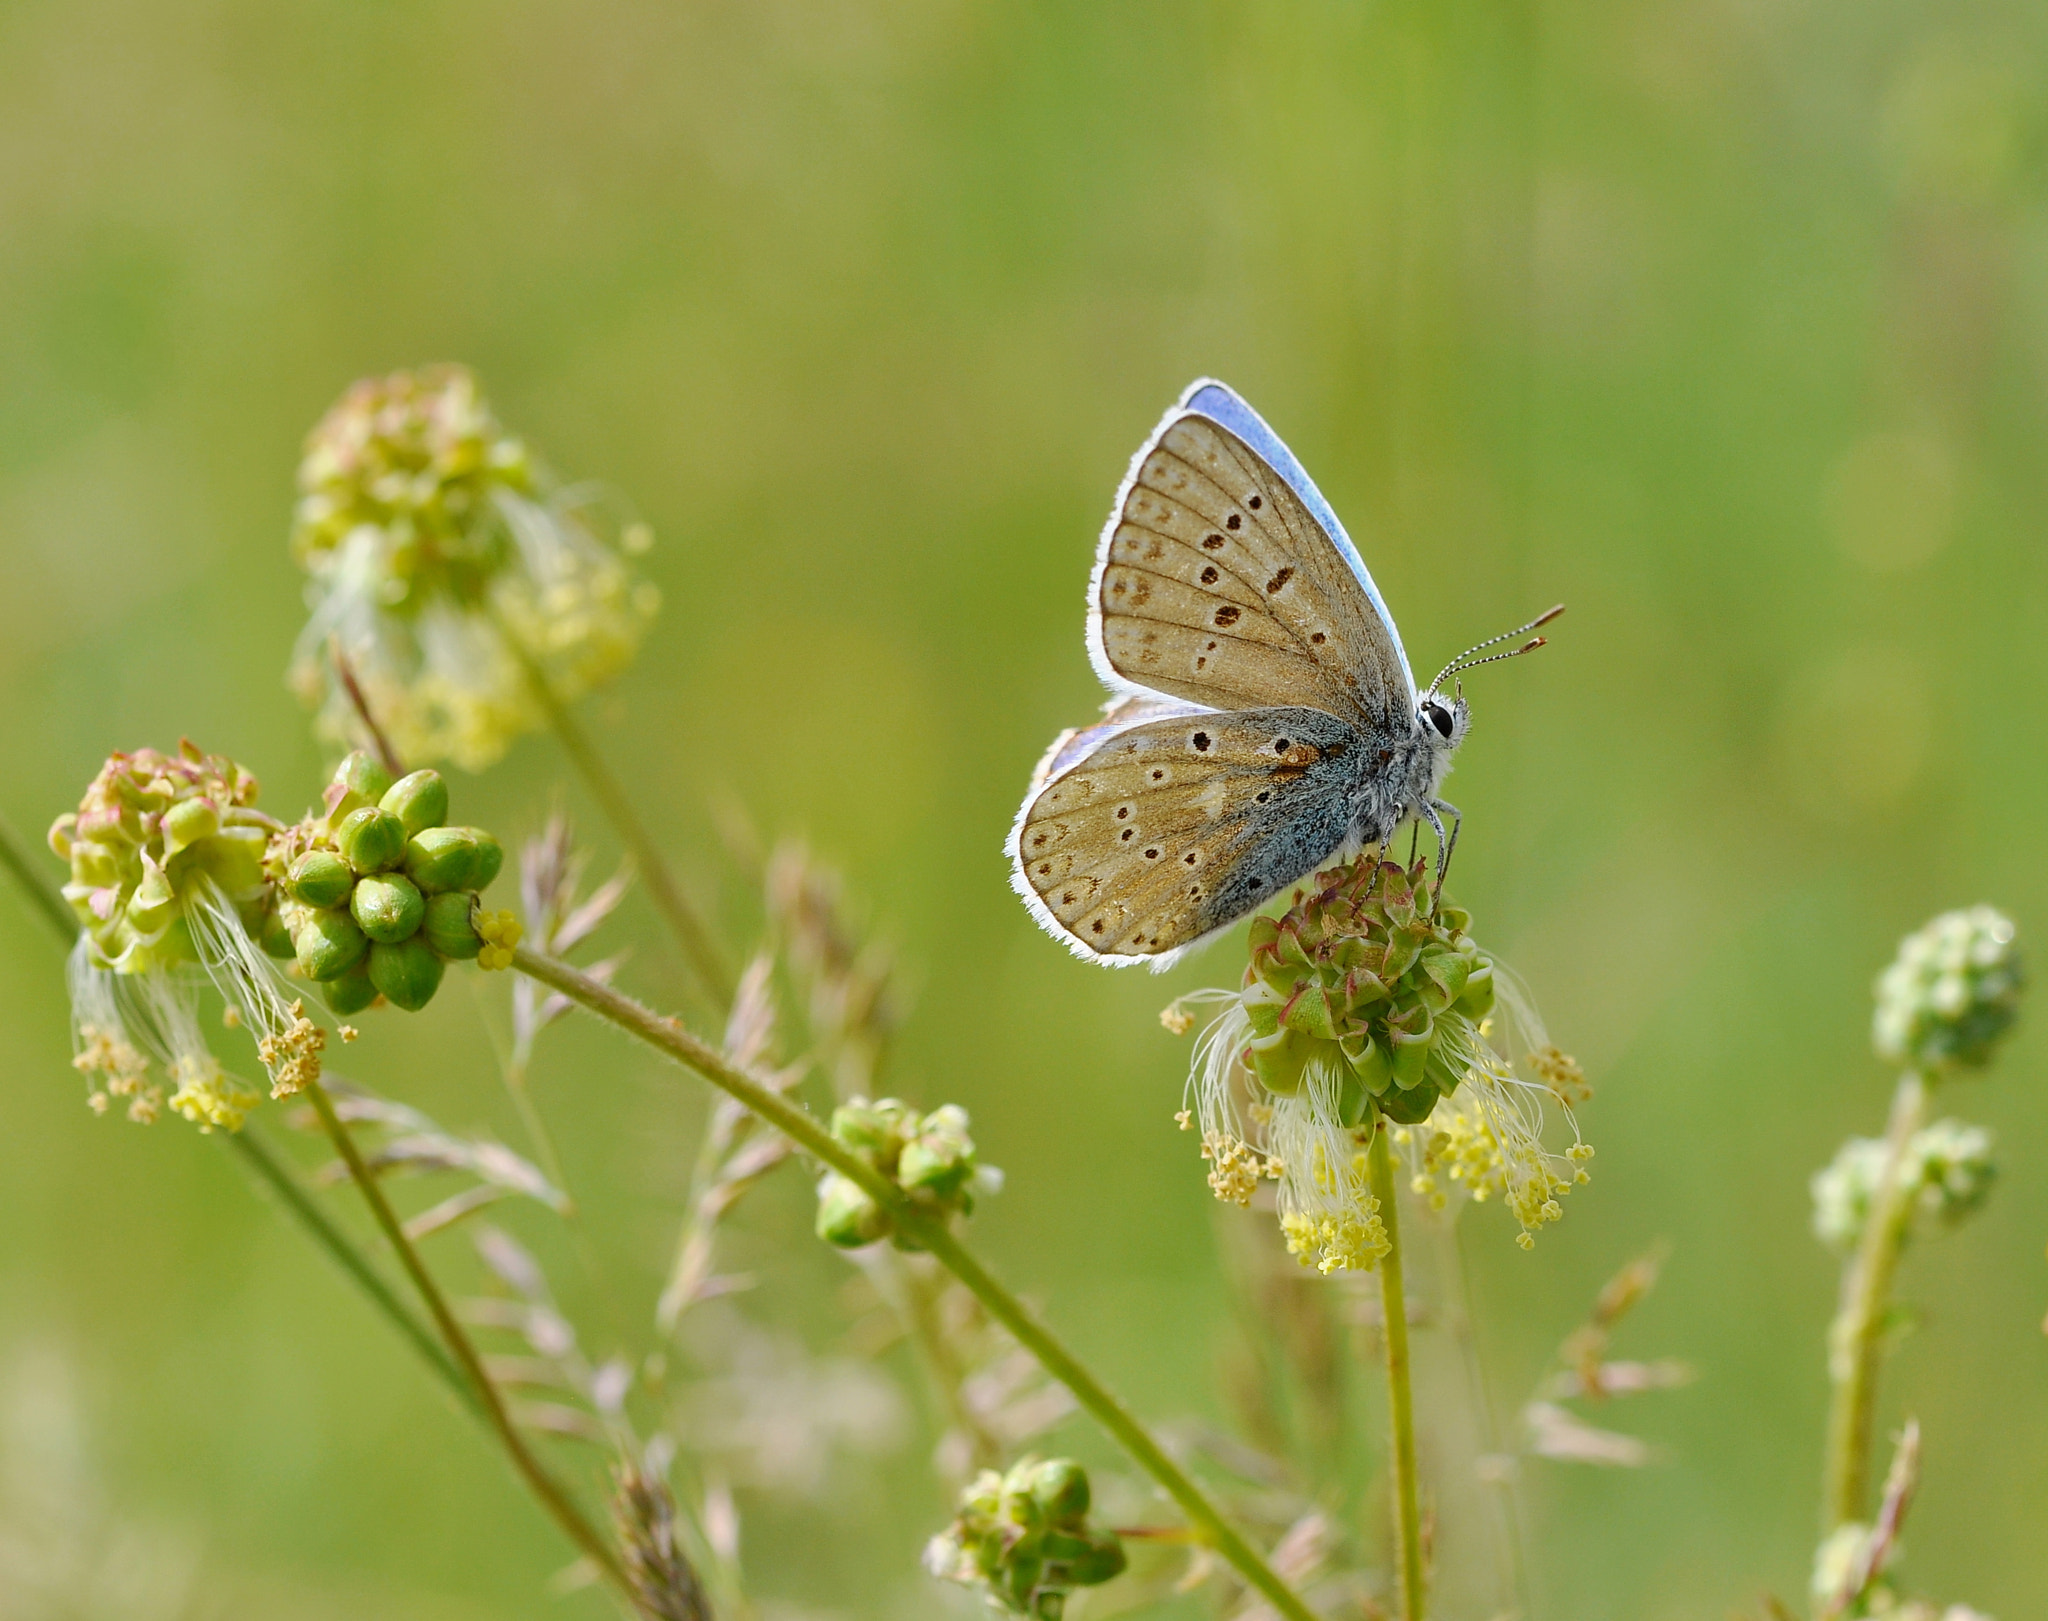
1424, 702, 1454, 739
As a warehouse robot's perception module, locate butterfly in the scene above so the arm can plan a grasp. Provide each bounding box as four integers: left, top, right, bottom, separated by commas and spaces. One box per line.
1008, 378, 1558, 970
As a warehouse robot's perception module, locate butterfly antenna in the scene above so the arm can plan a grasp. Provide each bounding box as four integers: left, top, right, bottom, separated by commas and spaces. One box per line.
1427, 604, 1564, 694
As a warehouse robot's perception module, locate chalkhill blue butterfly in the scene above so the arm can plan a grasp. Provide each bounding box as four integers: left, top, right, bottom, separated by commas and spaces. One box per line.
1009, 379, 1558, 969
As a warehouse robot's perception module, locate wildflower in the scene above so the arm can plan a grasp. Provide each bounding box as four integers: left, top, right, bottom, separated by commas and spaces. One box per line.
1175, 855, 1591, 1266
923, 1456, 1126, 1617
814, 1098, 1001, 1249
50, 744, 308, 1123
288, 364, 660, 771
1812, 1119, 1995, 1251
265, 751, 509, 1011
1873, 906, 2021, 1073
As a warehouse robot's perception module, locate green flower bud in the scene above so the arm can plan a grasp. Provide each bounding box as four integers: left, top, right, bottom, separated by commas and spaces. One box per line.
404, 826, 480, 893
368, 935, 445, 1012
421, 891, 483, 959
1377, 1083, 1441, 1126
128, 858, 177, 934
925, 1458, 1123, 1616
259, 905, 297, 960
900, 1105, 978, 1201
160, 796, 221, 856
379, 769, 449, 836
338, 806, 407, 874
288, 850, 355, 909
295, 908, 369, 981
815, 1172, 891, 1247
1341, 1030, 1393, 1095
1873, 906, 2023, 1074
1247, 1027, 1316, 1096
1023, 1458, 1089, 1524
1044, 1528, 1126, 1586
1456, 959, 1496, 1020
467, 829, 505, 889
323, 961, 380, 1016
831, 1097, 920, 1164
332, 750, 395, 807
351, 873, 426, 944
1387, 1005, 1435, 1091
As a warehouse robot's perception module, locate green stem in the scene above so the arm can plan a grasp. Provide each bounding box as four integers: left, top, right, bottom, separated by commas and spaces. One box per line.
511, 944, 1318, 1621
1823, 1070, 1928, 1529
1369, 1129, 1426, 1621
500, 629, 731, 1006
0, 811, 80, 947
226, 1129, 478, 1416
304, 1078, 632, 1601
0, 811, 482, 1425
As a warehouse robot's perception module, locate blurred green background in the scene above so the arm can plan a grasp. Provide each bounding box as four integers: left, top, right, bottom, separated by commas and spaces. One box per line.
3, 0, 2046, 1616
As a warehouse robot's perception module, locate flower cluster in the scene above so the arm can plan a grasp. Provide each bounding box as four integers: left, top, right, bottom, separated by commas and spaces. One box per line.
50, 744, 315, 1129
923, 1457, 1125, 1618
289, 365, 660, 771
265, 752, 506, 1015
813, 1099, 997, 1249
1873, 906, 2021, 1073
1178, 856, 1590, 1268
1811, 1120, 1996, 1252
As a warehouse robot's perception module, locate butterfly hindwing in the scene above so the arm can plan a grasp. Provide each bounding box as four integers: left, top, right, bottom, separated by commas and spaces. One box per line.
1010, 705, 1365, 964
1089, 391, 1414, 729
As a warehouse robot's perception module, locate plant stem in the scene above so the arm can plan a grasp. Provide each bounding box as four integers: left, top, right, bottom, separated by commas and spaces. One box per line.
512, 944, 1319, 1621
0, 811, 483, 1425
304, 1077, 632, 1601
227, 1127, 478, 1416
1822, 1070, 1928, 1529
501, 632, 731, 1007
1369, 1129, 1426, 1621
0, 811, 77, 946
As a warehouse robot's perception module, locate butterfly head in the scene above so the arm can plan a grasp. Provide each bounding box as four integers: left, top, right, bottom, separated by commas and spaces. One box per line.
1418, 691, 1470, 755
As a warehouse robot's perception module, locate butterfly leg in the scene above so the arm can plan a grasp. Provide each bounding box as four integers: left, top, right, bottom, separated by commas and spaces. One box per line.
1422, 798, 1462, 902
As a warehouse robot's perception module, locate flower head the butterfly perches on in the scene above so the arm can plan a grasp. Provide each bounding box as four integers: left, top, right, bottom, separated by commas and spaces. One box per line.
1169, 855, 1591, 1271
1009, 378, 1555, 972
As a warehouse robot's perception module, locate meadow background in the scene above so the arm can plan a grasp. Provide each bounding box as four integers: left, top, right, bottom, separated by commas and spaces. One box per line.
2, 1, 2046, 1616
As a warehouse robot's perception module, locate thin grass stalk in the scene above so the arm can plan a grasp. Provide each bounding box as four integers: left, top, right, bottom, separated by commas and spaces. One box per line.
0, 812, 476, 1417
495, 627, 731, 1006
1822, 1070, 1929, 1528
228, 1127, 478, 1414
1369, 1129, 1426, 1621
1431, 1208, 1533, 1617
303, 1078, 633, 1601
510, 942, 1319, 1621
0, 810, 78, 946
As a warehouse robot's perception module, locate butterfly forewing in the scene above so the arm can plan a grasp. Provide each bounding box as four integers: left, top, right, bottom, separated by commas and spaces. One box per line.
1013, 706, 1364, 962
1094, 413, 1410, 729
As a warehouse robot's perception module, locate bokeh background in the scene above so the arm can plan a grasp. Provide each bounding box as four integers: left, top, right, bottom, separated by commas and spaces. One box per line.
3, 1, 2046, 1616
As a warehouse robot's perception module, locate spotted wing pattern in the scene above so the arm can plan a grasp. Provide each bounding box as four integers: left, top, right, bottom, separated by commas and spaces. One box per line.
1010, 706, 1365, 965
1091, 410, 1412, 729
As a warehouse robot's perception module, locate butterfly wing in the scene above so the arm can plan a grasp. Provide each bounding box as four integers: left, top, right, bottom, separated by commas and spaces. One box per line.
1008, 705, 1368, 968
1087, 379, 1417, 729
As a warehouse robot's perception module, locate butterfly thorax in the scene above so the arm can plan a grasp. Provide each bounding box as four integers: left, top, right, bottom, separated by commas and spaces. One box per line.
1340, 700, 1463, 854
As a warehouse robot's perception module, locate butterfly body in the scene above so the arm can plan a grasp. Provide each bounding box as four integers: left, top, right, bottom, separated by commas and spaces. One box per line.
1010, 379, 1485, 970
